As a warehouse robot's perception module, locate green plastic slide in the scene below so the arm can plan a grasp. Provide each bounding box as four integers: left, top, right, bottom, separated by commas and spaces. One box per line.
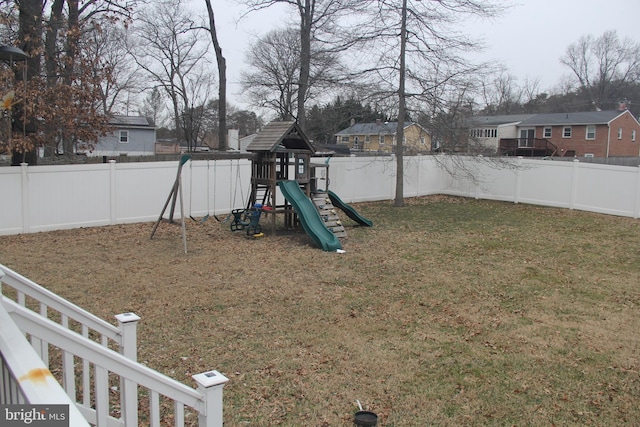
278, 181, 342, 252
327, 191, 373, 227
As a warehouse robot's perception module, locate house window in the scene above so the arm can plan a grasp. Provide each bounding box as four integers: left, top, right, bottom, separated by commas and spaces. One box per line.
379, 135, 385, 145
563, 126, 572, 138
543, 127, 552, 138
618, 128, 623, 139
420, 136, 426, 145
632, 130, 636, 141
365, 135, 370, 142
341, 136, 349, 143
119, 130, 129, 143
584, 153, 594, 158
586, 125, 595, 140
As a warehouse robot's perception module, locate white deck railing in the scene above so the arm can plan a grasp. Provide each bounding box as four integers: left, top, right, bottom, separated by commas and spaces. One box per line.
0, 301, 91, 426
0, 265, 228, 426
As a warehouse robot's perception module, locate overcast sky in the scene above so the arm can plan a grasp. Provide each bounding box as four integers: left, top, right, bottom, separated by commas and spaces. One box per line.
192, 0, 640, 109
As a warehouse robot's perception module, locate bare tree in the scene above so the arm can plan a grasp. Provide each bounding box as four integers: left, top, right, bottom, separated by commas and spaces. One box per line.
561, 30, 640, 110
360, 0, 504, 206
86, 22, 142, 115
138, 87, 166, 126
203, 0, 227, 150
480, 71, 524, 115
241, 27, 340, 120
240, 0, 366, 130
132, 0, 214, 151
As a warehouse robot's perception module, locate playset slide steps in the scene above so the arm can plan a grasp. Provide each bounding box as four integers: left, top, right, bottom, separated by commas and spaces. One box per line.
312, 194, 347, 238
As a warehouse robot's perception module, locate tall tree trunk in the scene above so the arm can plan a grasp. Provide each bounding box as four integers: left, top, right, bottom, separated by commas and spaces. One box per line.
45, 0, 65, 87
204, 0, 227, 150
17, 0, 43, 79
394, 0, 407, 207
65, 0, 79, 84
62, 0, 80, 155
296, 0, 312, 130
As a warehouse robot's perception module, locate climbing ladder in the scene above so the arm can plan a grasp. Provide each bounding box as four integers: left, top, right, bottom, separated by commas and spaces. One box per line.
312, 192, 347, 238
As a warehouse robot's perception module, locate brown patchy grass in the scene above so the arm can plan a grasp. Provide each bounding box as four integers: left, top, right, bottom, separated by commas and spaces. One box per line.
2, 196, 640, 426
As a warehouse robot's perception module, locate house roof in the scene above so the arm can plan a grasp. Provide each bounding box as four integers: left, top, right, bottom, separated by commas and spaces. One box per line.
470, 114, 536, 126
518, 110, 624, 126
470, 110, 634, 128
246, 120, 315, 153
109, 115, 155, 128
335, 121, 420, 136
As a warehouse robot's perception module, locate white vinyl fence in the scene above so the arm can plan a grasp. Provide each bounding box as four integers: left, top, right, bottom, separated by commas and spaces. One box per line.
1, 155, 639, 236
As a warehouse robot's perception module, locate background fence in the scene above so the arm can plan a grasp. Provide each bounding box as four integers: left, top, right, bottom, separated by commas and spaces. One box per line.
1, 155, 639, 236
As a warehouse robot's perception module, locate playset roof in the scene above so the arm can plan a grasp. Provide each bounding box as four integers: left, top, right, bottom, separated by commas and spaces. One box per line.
246, 120, 315, 153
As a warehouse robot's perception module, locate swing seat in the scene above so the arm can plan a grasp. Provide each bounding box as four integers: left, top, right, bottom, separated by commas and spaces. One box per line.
230, 208, 262, 235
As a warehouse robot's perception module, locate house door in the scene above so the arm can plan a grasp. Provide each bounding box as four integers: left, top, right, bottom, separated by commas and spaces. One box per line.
519, 129, 534, 147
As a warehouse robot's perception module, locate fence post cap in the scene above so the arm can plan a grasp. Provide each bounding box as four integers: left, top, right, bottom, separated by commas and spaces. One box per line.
115, 312, 141, 323
192, 370, 229, 388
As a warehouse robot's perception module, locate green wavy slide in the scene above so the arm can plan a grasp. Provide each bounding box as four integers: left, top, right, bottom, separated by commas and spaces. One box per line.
278, 181, 342, 252
327, 191, 373, 227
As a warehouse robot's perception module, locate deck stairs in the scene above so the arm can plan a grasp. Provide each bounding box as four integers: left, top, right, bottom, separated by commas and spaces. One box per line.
311, 192, 347, 238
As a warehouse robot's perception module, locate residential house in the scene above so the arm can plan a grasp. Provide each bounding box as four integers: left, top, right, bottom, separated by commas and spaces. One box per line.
468, 114, 536, 154
81, 115, 157, 157
335, 120, 431, 154
470, 110, 640, 158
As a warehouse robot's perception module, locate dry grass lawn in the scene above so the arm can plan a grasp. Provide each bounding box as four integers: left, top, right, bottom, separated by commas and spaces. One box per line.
1, 196, 640, 426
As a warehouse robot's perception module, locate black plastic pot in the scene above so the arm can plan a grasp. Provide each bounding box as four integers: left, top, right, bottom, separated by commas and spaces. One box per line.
354, 410, 378, 426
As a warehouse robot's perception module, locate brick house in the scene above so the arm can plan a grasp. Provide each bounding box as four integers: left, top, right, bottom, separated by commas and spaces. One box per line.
471, 110, 640, 158
335, 120, 431, 154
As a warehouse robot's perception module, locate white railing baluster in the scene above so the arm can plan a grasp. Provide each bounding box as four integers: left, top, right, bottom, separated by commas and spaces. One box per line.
17, 291, 25, 306
38, 303, 49, 365
82, 324, 90, 408
94, 364, 109, 427
150, 389, 161, 427
61, 314, 76, 400
175, 401, 185, 427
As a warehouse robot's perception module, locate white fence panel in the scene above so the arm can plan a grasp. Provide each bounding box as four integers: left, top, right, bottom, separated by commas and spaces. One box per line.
516, 159, 575, 208
455, 157, 520, 202
114, 161, 183, 223
572, 162, 640, 217
326, 156, 396, 203
416, 156, 448, 196
0, 167, 24, 234
26, 164, 112, 233
439, 156, 480, 198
